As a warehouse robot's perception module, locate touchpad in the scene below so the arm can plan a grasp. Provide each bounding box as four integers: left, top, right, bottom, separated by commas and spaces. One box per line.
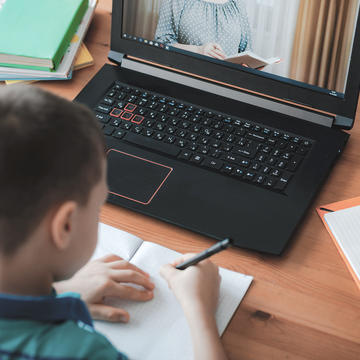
107, 149, 173, 205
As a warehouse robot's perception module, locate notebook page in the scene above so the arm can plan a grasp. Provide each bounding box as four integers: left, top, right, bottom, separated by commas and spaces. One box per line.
94, 239, 253, 360
90, 223, 143, 262
324, 205, 360, 280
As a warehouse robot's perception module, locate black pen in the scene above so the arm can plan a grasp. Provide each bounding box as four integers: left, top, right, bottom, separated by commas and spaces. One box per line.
176, 238, 233, 270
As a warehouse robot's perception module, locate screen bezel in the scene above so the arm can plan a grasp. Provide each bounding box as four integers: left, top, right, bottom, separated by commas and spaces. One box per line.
111, 0, 360, 125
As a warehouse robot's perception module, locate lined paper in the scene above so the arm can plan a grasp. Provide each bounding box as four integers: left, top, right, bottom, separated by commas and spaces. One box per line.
325, 205, 360, 281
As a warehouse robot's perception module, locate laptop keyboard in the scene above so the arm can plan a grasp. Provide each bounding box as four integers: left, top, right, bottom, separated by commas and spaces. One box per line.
94, 81, 314, 193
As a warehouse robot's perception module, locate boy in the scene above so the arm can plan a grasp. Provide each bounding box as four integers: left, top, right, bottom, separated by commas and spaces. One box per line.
0, 85, 228, 360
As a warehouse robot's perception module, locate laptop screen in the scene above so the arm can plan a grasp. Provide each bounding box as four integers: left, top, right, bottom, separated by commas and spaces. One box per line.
121, 0, 359, 99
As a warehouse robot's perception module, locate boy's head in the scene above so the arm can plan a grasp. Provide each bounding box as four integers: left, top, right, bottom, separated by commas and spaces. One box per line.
0, 85, 107, 280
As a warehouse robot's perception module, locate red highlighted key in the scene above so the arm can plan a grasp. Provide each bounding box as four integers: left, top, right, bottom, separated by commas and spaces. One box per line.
121, 111, 134, 121
110, 108, 123, 117
131, 115, 144, 124
124, 103, 137, 112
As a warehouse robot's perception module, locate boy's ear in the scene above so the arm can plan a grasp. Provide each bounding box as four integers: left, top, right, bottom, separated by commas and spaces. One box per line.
50, 201, 77, 251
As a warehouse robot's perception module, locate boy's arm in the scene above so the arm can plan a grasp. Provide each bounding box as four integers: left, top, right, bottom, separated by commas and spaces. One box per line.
54, 254, 155, 322
160, 256, 228, 360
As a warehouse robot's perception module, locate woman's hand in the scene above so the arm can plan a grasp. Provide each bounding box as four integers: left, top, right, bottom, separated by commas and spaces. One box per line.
198, 43, 226, 60
53, 254, 155, 323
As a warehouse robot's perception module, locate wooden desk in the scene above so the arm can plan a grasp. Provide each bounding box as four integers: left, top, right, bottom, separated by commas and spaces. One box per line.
20, 1, 360, 358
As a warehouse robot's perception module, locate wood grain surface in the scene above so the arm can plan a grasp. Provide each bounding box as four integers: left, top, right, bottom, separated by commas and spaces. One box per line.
3, 1, 360, 358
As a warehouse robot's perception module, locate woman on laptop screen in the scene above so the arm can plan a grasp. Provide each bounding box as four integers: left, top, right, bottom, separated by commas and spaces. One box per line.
155, 0, 251, 60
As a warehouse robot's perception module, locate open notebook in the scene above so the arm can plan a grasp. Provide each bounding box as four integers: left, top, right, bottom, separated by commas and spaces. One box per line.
323, 205, 360, 290
91, 223, 253, 360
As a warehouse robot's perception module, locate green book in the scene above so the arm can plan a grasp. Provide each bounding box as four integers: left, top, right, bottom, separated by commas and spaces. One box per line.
0, 0, 88, 72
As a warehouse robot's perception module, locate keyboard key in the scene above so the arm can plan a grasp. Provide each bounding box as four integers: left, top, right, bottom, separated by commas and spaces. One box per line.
144, 129, 154, 137
176, 139, 187, 148
203, 158, 223, 170
222, 143, 233, 152
154, 132, 165, 141
210, 149, 222, 158
121, 112, 133, 121
103, 125, 115, 136
265, 178, 276, 188
234, 147, 256, 158
102, 97, 114, 106
178, 150, 192, 160
121, 122, 132, 130
164, 135, 176, 144
251, 162, 261, 171
177, 129, 188, 138
137, 107, 148, 116
155, 123, 165, 131
113, 130, 126, 139
232, 168, 244, 177
271, 169, 281, 177
110, 118, 121, 127
188, 142, 198, 151
199, 145, 210, 155
274, 174, 291, 191
148, 111, 158, 119
132, 115, 144, 125
244, 171, 256, 181
191, 154, 204, 164
188, 133, 198, 141
132, 125, 143, 134
255, 175, 266, 184
221, 164, 233, 174
117, 101, 126, 109
95, 104, 111, 114
124, 132, 180, 157
167, 126, 176, 134
95, 113, 110, 124
247, 133, 265, 142
124, 103, 137, 112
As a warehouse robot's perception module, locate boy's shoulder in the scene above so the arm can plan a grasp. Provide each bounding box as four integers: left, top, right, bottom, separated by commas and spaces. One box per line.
0, 291, 128, 360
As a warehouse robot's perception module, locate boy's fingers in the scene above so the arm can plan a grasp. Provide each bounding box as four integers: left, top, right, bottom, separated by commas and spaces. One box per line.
108, 284, 154, 302
89, 304, 129, 323
171, 253, 197, 267
159, 263, 177, 282
109, 269, 155, 290
107, 260, 150, 277
97, 254, 124, 263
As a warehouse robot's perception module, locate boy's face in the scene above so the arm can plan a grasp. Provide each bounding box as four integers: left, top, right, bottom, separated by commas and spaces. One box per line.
61, 159, 108, 279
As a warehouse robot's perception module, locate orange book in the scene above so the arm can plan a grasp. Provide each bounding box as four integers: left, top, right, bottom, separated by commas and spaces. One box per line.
317, 196, 360, 290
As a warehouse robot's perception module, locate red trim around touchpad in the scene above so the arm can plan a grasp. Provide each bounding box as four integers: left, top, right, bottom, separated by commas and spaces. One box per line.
106, 149, 173, 205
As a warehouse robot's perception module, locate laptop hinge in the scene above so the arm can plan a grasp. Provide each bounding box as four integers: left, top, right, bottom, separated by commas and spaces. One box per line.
108, 50, 125, 66
333, 115, 354, 130
120, 57, 336, 128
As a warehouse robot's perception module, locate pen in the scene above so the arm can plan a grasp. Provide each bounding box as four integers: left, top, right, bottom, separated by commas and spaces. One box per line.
320, 207, 334, 212
176, 238, 233, 270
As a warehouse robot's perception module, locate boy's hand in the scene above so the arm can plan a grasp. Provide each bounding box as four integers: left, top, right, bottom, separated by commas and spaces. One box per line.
54, 254, 155, 323
160, 254, 221, 316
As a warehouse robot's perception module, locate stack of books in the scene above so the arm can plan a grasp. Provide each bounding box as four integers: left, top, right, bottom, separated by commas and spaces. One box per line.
0, 0, 97, 83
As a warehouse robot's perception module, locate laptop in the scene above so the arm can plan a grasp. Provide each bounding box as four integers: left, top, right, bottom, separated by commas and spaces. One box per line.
75, 0, 360, 255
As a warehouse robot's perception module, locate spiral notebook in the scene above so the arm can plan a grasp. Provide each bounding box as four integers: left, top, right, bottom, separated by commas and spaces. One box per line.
317, 196, 360, 291
91, 223, 253, 360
